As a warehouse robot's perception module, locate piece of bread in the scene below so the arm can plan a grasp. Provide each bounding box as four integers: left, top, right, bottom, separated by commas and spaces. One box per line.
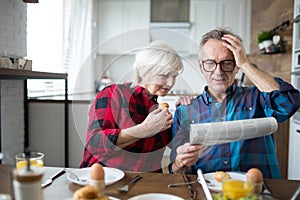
73, 185, 109, 200
159, 102, 169, 110
214, 171, 231, 183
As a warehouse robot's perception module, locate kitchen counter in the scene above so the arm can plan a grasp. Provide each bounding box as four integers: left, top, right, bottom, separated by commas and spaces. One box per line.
0, 68, 69, 166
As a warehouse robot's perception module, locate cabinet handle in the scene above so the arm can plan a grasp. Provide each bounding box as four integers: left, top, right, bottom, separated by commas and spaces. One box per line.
297, 129, 300, 133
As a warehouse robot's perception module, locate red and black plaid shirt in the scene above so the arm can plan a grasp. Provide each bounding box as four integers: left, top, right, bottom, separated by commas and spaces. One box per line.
80, 83, 171, 172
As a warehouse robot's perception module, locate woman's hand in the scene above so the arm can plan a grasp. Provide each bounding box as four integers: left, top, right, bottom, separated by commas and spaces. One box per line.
139, 108, 173, 138
175, 96, 194, 107
117, 108, 173, 147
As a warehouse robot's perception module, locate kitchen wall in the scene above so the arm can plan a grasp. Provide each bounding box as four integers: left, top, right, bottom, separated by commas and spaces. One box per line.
94, 54, 206, 95
249, 0, 294, 178
0, 0, 27, 164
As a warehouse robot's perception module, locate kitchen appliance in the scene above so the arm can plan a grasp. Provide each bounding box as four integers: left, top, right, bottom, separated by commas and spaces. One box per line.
293, 51, 300, 70
294, 0, 300, 51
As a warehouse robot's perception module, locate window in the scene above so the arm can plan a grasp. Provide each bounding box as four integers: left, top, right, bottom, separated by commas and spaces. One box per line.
27, 0, 94, 98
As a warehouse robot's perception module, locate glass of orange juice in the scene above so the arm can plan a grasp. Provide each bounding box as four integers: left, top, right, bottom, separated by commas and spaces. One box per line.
222, 180, 253, 200
15, 152, 44, 169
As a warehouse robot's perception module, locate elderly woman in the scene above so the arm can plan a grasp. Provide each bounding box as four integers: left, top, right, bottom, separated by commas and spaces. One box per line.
80, 41, 183, 172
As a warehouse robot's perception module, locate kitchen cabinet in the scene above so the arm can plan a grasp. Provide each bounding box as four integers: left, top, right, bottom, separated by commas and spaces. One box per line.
288, 0, 300, 180
288, 116, 300, 180
189, 0, 251, 54
97, 0, 150, 54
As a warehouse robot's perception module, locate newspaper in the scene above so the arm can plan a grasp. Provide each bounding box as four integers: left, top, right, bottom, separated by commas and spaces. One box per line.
190, 117, 278, 145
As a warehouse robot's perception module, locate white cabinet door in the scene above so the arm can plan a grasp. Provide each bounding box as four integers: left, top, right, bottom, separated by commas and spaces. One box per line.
97, 0, 124, 54
190, 0, 219, 54
97, 0, 150, 54
190, 0, 251, 54
218, 0, 251, 54
123, 0, 150, 53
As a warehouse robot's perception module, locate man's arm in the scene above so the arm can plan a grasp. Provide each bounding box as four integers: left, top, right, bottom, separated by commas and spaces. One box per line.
239, 62, 279, 92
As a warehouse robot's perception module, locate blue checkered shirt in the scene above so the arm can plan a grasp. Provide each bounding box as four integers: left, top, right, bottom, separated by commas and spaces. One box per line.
170, 78, 300, 178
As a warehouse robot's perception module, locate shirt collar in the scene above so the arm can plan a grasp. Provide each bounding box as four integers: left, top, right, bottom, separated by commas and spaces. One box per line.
202, 83, 237, 104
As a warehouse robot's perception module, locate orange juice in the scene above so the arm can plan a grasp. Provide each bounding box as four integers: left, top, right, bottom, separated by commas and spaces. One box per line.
16, 160, 44, 169
15, 152, 44, 169
222, 180, 253, 200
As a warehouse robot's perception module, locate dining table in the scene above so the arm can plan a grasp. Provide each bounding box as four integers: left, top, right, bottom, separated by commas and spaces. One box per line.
0, 164, 300, 200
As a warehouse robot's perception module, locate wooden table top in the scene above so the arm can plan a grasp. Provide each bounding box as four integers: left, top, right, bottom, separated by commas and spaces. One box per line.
0, 164, 299, 200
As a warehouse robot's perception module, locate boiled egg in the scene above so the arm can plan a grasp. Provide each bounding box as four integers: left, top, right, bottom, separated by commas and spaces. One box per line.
246, 168, 263, 183
90, 163, 105, 181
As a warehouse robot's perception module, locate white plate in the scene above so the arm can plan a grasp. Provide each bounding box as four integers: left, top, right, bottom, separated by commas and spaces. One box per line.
66, 167, 125, 186
65, 196, 119, 200
128, 193, 184, 200
203, 172, 246, 192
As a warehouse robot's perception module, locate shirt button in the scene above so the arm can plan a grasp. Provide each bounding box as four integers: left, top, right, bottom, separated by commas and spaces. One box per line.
221, 117, 224, 120
249, 107, 253, 111
223, 161, 228, 165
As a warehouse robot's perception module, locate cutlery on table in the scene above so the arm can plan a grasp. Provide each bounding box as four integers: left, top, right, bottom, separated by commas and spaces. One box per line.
290, 184, 300, 200
183, 174, 197, 200
168, 180, 198, 187
64, 168, 88, 183
117, 174, 142, 193
42, 168, 65, 188
197, 169, 213, 200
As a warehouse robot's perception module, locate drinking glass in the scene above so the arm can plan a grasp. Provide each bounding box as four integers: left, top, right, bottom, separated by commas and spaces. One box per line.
222, 180, 253, 200
15, 152, 44, 169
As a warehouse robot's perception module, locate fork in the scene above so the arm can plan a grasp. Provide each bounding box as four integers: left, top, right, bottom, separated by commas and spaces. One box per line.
118, 175, 142, 193
183, 174, 197, 200
64, 168, 88, 183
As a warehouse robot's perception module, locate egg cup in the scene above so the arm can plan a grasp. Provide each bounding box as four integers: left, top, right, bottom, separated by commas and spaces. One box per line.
89, 179, 105, 194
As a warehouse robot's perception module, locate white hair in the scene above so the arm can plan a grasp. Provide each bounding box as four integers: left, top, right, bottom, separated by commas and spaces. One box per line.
132, 40, 183, 85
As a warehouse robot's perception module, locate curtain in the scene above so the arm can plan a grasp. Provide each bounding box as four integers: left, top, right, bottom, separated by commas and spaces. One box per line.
27, 0, 94, 97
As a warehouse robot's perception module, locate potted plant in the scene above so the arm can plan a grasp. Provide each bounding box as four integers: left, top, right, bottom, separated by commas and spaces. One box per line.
257, 30, 275, 50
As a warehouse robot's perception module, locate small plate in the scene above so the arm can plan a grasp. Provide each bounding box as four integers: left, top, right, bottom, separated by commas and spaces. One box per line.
65, 196, 119, 200
128, 193, 184, 200
66, 167, 125, 186
203, 172, 246, 192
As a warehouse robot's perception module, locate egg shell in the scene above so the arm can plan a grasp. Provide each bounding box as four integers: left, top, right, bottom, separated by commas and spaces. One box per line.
90, 163, 105, 181
246, 168, 263, 183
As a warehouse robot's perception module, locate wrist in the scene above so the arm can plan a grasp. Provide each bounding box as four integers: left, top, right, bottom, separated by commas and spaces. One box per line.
172, 157, 185, 174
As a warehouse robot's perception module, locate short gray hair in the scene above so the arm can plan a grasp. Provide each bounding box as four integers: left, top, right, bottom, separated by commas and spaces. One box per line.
132, 40, 183, 85
198, 27, 242, 57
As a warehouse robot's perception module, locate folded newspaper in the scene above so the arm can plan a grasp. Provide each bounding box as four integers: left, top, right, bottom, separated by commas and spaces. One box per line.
190, 117, 278, 145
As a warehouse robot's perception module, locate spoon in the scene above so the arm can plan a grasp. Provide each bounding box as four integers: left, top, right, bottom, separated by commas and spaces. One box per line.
64, 168, 88, 183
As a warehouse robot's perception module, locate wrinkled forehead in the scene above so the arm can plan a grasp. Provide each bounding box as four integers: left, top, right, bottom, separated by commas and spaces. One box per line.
200, 39, 234, 60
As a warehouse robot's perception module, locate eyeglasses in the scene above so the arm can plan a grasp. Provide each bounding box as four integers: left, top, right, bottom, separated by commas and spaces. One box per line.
202, 60, 236, 72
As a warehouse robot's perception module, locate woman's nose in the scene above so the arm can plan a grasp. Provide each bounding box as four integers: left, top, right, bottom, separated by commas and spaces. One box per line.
167, 77, 175, 87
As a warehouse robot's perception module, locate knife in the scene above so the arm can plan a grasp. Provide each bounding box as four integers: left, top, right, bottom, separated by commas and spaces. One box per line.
41, 168, 65, 188
183, 174, 197, 200
197, 169, 213, 200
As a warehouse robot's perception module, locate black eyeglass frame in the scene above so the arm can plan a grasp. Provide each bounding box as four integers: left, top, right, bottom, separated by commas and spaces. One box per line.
201, 59, 236, 72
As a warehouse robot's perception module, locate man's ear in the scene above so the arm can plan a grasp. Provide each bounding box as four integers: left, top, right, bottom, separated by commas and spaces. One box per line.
198, 59, 204, 72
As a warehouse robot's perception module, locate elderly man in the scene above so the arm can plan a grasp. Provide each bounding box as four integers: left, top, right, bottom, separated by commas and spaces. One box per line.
169, 28, 300, 178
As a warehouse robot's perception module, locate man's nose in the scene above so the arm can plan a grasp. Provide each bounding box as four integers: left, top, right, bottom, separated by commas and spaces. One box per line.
214, 63, 224, 74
